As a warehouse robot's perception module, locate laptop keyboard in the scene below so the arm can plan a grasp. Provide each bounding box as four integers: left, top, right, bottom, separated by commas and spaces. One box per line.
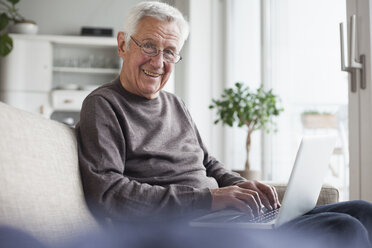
249, 208, 280, 223
229, 208, 280, 223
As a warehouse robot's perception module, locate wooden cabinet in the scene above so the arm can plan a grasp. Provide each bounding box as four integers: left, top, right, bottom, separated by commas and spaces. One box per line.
0, 34, 120, 125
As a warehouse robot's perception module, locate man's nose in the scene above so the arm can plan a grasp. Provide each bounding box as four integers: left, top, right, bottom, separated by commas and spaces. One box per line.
149, 52, 164, 68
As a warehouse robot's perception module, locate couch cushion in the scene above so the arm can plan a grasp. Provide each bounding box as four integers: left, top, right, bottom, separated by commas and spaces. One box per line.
0, 102, 99, 245
267, 182, 339, 205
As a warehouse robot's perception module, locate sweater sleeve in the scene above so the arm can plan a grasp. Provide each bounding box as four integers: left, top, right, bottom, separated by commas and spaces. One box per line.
76, 96, 211, 220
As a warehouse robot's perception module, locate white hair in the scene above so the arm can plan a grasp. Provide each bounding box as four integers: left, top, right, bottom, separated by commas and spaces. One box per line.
123, 1, 189, 50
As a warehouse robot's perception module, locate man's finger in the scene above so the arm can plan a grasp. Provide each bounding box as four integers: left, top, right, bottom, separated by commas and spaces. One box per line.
231, 198, 254, 217
256, 192, 272, 211
268, 185, 280, 208
235, 192, 260, 216
271, 185, 281, 208
256, 182, 277, 209
238, 188, 264, 213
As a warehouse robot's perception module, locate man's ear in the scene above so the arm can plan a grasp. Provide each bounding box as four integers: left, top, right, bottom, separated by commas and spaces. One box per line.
117, 32, 127, 58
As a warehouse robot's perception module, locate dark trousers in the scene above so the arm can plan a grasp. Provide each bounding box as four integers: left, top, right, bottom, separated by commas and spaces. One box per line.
1, 201, 371, 248
279, 200, 372, 248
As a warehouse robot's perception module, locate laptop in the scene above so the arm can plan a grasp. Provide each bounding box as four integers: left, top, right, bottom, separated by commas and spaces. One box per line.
190, 135, 338, 229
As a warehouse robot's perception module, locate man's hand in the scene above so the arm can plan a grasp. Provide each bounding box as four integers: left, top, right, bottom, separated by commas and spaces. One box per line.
236, 181, 280, 211
210, 181, 280, 217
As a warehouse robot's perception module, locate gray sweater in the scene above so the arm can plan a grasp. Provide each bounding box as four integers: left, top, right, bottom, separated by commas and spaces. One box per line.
76, 77, 245, 220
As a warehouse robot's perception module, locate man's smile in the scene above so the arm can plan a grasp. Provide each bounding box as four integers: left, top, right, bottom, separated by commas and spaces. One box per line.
143, 69, 164, 77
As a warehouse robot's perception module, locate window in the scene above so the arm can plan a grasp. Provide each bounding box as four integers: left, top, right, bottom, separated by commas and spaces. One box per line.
228, 0, 349, 200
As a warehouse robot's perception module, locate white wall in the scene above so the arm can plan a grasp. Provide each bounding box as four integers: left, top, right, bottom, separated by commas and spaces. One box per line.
226, 0, 262, 172
172, 0, 228, 166
180, 0, 213, 152
17, 0, 143, 35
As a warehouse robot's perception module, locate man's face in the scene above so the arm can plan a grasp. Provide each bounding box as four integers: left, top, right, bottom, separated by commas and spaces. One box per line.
118, 16, 182, 99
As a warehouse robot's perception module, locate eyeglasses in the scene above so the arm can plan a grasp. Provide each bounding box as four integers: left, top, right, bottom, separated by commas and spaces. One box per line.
130, 36, 182, 64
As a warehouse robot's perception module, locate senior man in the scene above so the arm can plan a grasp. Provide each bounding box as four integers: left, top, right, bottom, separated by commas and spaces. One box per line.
76, 2, 372, 247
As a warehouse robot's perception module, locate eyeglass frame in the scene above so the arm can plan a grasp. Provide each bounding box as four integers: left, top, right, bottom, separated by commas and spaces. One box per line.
130, 36, 182, 64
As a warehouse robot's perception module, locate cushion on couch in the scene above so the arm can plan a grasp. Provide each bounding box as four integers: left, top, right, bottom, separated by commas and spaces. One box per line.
269, 182, 339, 205
0, 102, 99, 245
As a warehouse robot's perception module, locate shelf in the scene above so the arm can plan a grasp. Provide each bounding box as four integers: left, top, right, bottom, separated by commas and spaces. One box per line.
9, 34, 117, 47
53, 67, 120, 74
1, 34, 119, 118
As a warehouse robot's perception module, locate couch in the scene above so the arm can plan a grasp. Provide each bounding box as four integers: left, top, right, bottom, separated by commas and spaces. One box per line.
0, 102, 339, 246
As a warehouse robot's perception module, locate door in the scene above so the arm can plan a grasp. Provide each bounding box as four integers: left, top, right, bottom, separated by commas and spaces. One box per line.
345, 0, 372, 201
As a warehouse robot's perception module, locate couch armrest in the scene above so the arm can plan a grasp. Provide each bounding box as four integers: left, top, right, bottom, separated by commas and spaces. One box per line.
266, 182, 339, 206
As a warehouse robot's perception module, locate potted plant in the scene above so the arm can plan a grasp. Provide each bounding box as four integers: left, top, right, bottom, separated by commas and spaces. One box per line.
209, 82, 283, 179
0, 0, 37, 57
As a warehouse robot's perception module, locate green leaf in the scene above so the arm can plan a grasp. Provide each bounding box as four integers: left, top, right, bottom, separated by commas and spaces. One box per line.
209, 81, 284, 131
0, 34, 13, 57
0, 13, 9, 31
6, 0, 20, 5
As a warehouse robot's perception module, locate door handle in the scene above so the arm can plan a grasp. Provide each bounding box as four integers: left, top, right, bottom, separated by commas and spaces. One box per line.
339, 15, 366, 92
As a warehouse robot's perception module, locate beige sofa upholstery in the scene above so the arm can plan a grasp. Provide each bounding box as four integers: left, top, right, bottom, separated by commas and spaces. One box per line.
0, 102, 339, 245
268, 182, 339, 206
0, 102, 100, 245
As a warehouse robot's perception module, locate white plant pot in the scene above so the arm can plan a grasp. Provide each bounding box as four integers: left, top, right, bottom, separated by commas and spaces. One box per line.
9, 22, 38, 35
